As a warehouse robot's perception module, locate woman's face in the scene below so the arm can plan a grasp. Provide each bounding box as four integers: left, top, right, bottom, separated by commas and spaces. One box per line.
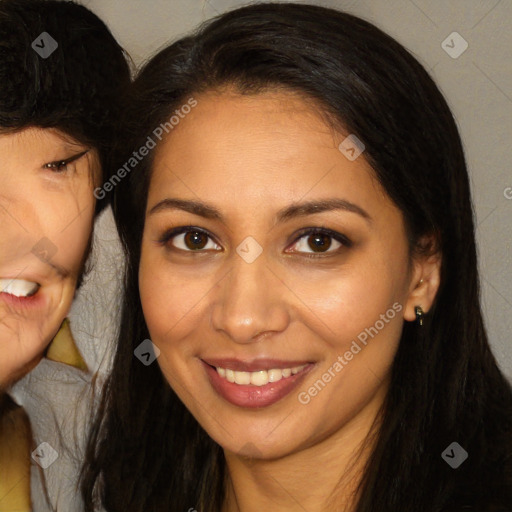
0, 127, 98, 389
140, 90, 437, 459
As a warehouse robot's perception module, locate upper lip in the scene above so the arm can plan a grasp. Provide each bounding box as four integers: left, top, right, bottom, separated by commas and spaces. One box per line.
0, 276, 41, 285
0, 277, 41, 297
0, 263, 66, 286
202, 358, 312, 372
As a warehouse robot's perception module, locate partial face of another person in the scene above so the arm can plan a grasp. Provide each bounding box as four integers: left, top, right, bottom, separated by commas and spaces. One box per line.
0, 127, 98, 389
140, 90, 438, 459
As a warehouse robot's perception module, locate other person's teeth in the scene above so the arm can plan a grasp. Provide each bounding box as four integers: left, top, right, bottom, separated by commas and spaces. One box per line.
0, 278, 39, 297
215, 364, 307, 386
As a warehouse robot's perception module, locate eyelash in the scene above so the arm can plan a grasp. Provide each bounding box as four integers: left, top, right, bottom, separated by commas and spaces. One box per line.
42, 151, 89, 173
158, 225, 352, 257
44, 160, 72, 173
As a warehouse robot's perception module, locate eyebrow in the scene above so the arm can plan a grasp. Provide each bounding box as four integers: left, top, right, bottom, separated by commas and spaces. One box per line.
149, 197, 372, 224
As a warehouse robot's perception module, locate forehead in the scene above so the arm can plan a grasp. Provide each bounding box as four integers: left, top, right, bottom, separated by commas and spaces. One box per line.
0, 127, 100, 176
156, 90, 338, 158
152, 91, 383, 197
0, 127, 85, 150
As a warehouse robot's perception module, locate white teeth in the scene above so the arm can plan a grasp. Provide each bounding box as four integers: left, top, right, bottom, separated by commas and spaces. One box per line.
250, 370, 268, 386
268, 369, 281, 383
0, 278, 39, 297
216, 364, 307, 386
234, 371, 251, 385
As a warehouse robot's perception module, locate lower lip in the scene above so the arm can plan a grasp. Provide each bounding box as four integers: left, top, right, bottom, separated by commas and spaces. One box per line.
202, 361, 314, 408
0, 290, 46, 310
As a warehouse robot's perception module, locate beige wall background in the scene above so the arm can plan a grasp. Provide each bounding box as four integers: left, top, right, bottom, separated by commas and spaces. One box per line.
75, 0, 512, 378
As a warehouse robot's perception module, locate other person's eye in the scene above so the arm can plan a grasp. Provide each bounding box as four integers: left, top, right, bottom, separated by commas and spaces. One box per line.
42, 150, 89, 173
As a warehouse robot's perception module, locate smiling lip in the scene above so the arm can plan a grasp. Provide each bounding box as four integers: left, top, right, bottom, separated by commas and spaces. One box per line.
201, 358, 314, 408
0, 288, 47, 310
0, 278, 39, 296
202, 358, 311, 372
0, 276, 46, 310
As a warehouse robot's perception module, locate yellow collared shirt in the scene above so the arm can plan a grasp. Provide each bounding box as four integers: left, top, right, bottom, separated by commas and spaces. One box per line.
0, 319, 88, 511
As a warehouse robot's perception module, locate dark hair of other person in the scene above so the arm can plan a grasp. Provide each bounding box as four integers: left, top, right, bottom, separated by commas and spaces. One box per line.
80, 3, 512, 511
0, 0, 131, 216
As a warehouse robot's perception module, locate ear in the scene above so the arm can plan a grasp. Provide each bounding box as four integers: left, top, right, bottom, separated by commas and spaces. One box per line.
403, 235, 442, 322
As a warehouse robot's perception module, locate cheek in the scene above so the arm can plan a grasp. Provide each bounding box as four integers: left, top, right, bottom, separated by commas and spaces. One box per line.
52, 211, 93, 272
5, 181, 95, 274
291, 258, 404, 349
293, 254, 406, 419
139, 242, 217, 346
139, 265, 165, 338
139, 246, 182, 343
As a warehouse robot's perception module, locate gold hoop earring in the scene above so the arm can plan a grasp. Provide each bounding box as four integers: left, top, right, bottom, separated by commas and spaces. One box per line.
415, 306, 424, 326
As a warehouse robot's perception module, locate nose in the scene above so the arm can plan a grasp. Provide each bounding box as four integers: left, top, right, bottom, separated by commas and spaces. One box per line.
0, 195, 68, 280
0, 174, 37, 237
210, 249, 290, 345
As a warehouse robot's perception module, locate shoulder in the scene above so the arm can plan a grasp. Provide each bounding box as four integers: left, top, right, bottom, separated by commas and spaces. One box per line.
0, 394, 31, 448
0, 394, 31, 510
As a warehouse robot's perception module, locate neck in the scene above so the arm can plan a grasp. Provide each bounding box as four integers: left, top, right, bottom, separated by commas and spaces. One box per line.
222, 386, 386, 512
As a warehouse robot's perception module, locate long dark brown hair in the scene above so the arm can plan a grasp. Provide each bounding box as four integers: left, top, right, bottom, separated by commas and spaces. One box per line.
81, 3, 512, 511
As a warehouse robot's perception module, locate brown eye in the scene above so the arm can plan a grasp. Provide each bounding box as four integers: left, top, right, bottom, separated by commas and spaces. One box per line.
184, 231, 208, 250
43, 160, 71, 173
288, 228, 351, 256
42, 150, 89, 173
306, 233, 332, 252
161, 228, 221, 252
